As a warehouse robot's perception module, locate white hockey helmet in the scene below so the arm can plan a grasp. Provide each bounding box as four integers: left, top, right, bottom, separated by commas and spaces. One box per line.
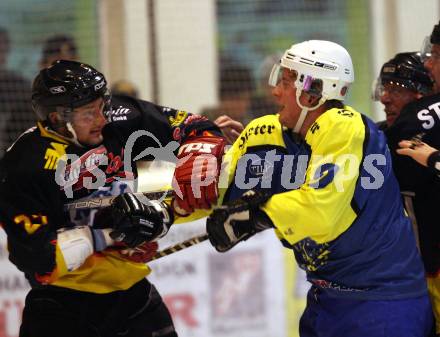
269, 40, 354, 132
269, 40, 354, 100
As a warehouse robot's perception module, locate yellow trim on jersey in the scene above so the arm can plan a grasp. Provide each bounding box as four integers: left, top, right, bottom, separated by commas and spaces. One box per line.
44, 142, 68, 170
33, 238, 151, 293
51, 250, 151, 293
262, 106, 364, 245
218, 114, 286, 204
37, 122, 70, 144
427, 276, 440, 333
233, 114, 285, 151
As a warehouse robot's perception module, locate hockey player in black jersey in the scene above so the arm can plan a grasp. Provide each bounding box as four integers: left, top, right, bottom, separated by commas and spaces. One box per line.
374, 51, 433, 130
384, 21, 440, 336
0, 60, 226, 337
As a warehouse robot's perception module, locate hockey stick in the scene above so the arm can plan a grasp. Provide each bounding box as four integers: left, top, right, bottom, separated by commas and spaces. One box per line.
150, 233, 209, 261
150, 191, 271, 259
63, 189, 174, 211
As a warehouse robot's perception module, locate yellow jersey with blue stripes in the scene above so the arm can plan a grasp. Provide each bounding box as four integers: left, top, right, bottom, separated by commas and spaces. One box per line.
223, 107, 427, 300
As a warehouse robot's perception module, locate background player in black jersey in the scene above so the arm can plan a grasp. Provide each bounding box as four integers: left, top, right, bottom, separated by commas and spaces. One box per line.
0, 60, 227, 337
383, 21, 440, 336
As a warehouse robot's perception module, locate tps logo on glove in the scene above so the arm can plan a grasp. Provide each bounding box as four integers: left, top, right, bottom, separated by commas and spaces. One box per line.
173, 136, 226, 213
178, 142, 217, 155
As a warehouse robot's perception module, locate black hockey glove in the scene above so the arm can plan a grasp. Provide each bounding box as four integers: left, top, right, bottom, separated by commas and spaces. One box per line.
207, 190, 273, 252
95, 193, 173, 248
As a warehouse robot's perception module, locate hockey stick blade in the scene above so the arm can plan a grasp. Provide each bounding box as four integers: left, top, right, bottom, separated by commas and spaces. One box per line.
151, 233, 209, 261
64, 190, 174, 211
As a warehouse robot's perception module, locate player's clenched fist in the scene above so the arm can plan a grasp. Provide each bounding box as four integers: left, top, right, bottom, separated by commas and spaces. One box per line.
173, 135, 226, 213
94, 193, 173, 248
207, 190, 273, 252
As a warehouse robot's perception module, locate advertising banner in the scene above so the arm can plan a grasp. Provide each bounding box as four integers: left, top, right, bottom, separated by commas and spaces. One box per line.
0, 230, 29, 337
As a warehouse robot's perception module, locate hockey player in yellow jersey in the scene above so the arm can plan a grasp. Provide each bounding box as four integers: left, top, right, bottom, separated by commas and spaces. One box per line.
207, 40, 433, 336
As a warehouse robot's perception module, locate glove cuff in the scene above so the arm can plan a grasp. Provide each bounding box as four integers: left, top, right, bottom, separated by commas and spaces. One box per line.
148, 200, 174, 238
172, 199, 191, 217
148, 200, 174, 224
252, 209, 274, 231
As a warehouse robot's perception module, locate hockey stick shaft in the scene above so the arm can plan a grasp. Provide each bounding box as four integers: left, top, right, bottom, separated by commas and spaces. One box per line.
64, 189, 174, 211
151, 233, 209, 260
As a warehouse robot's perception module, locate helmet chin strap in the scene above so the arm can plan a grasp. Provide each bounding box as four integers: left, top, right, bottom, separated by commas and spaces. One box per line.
48, 107, 85, 147
65, 121, 84, 147
293, 90, 326, 134
293, 89, 310, 134
44, 120, 84, 148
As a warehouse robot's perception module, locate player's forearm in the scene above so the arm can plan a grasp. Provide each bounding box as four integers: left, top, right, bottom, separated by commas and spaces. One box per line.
55, 226, 114, 274
4, 222, 115, 284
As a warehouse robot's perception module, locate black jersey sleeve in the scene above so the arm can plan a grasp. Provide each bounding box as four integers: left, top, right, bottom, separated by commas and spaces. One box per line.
104, 95, 223, 161
0, 135, 65, 282
385, 95, 440, 191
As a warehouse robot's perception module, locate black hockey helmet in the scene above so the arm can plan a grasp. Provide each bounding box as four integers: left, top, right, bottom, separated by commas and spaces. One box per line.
378, 52, 433, 95
32, 60, 109, 120
430, 21, 440, 45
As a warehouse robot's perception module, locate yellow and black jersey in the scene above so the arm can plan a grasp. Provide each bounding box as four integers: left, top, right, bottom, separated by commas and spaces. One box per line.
0, 94, 221, 294
224, 108, 427, 300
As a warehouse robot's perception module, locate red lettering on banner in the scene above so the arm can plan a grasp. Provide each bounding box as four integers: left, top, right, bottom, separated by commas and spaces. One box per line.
164, 294, 198, 327
0, 309, 6, 337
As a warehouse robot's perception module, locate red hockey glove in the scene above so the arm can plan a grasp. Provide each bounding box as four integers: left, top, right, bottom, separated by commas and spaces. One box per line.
173, 135, 226, 213
115, 241, 159, 264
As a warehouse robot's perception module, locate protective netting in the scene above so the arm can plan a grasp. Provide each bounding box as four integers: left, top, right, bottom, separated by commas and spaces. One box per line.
0, 0, 372, 158
0, 0, 98, 156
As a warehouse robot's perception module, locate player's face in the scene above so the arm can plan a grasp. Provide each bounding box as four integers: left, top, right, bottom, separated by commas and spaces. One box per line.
379, 83, 420, 127
71, 97, 107, 146
424, 44, 440, 94
271, 68, 302, 128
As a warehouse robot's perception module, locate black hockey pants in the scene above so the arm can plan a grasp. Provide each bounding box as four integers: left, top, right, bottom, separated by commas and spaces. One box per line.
19, 278, 177, 337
